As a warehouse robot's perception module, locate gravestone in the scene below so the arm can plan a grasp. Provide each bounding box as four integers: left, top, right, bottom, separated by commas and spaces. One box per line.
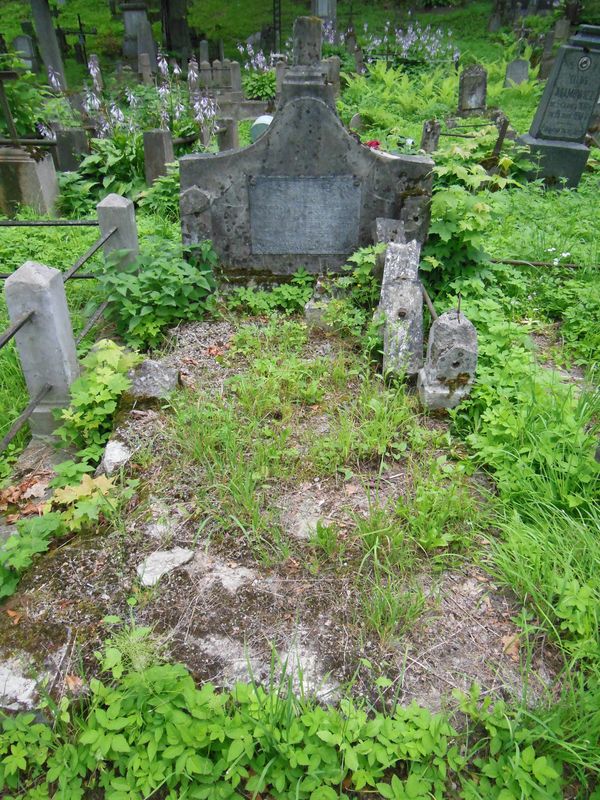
143, 129, 175, 184
458, 65, 487, 115
216, 118, 239, 151
504, 58, 528, 86
418, 310, 478, 410
520, 25, 600, 186
180, 17, 432, 279
55, 128, 89, 171
199, 39, 209, 63
0, 148, 58, 216
311, 0, 336, 26
161, 0, 191, 57
138, 52, 153, 84
420, 119, 441, 152
137, 18, 157, 67
377, 241, 423, 377
121, 2, 150, 60
11, 35, 38, 72
538, 31, 556, 80
554, 18, 571, 41
30, 0, 66, 89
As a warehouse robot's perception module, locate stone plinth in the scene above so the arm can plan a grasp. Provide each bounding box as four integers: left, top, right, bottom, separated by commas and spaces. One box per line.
0, 149, 58, 217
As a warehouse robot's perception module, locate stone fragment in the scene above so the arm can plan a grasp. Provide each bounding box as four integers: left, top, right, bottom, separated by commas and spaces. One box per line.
304, 277, 334, 330
98, 440, 132, 476
420, 118, 441, 152
128, 359, 179, 400
417, 309, 478, 410
378, 241, 423, 377
137, 547, 194, 587
0, 656, 39, 711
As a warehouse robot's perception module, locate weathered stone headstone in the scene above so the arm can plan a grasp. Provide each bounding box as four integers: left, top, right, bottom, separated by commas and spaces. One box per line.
11, 35, 38, 72
377, 241, 423, 378
30, 0, 67, 89
137, 17, 157, 67
418, 310, 478, 410
121, 2, 150, 60
143, 129, 175, 184
55, 128, 89, 171
420, 119, 441, 152
199, 39, 209, 62
458, 65, 487, 115
504, 58, 529, 86
180, 17, 432, 278
520, 25, 600, 186
538, 31, 556, 80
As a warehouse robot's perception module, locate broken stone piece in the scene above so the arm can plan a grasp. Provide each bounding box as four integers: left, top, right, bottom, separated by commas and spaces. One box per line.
0, 656, 39, 711
377, 241, 423, 377
304, 277, 334, 330
97, 439, 132, 476
128, 359, 179, 400
136, 547, 194, 587
417, 309, 478, 410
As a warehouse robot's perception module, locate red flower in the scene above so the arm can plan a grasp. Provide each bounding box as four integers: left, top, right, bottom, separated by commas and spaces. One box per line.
365, 140, 381, 149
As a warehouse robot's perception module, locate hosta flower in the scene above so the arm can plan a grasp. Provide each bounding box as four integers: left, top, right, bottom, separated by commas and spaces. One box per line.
36, 122, 53, 139
47, 66, 62, 91
83, 88, 101, 113
157, 51, 169, 76
173, 61, 182, 77
87, 54, 102, 93
188, 56, 199, 85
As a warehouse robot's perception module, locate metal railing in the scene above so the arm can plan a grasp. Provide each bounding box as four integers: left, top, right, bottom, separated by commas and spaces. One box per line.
0, 200, 134, 455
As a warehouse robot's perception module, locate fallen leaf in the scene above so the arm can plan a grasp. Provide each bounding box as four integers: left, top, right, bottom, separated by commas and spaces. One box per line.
6, 610, 22, 625
65, 674, 83, 692
21, 480, 50, 500
5, 514, 20, 524
19, 502, 45, 516
501, 634, 520, 660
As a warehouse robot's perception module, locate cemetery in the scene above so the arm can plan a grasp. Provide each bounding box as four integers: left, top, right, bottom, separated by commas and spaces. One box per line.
0, 0, 598, 795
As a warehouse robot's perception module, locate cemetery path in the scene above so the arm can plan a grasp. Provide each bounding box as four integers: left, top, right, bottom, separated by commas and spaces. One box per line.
0, 319, 561, 713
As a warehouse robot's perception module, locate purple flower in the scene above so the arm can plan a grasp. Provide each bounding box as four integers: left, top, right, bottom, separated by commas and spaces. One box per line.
47, 66, 62, 92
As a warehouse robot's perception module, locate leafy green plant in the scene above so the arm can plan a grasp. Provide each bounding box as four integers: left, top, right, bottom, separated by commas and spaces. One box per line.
100, 238, 217, 349
55, 339, 139, 463
242, 68, 276, 101
0, 513, 65, 599
227, 270, 315, 316
136, 162, 180, 221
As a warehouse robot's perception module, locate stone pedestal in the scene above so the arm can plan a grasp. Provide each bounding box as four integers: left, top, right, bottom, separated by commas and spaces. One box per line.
0, 149, 58, 217
519, 133, 590, 187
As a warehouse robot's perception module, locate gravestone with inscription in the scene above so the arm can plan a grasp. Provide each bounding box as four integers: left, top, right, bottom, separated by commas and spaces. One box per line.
458, 65, 487, 115
180, 17, 432, 279
520, 24, 600, 186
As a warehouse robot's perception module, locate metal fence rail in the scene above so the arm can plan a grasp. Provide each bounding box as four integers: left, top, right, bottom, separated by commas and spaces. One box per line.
0, 384, 52, 453
0, 309, 34, 351
0, 220, 99, 227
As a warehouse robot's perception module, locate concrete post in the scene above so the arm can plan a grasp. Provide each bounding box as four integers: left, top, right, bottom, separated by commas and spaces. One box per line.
138, 52, 153, 85
55, 128, 89, 171
216, 118, 239, 150
142, 128, 175, 184
96, 194, 139, 268
199, 39, 209, 62
230, 61, 242, 92
5, 262, 79, 437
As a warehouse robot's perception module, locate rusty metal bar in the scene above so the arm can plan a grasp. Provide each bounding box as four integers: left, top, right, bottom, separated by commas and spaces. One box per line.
0, 383, 52, 454
421, 284, 438, 321
0, 309, 34, 351
62, 227, 116, 282
0, 219, 99, 227
0, 137, 57, 147
76, 299, 109, 344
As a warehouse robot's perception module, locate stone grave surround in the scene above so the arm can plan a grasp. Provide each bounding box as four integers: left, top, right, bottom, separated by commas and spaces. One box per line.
180, 17, 433, 279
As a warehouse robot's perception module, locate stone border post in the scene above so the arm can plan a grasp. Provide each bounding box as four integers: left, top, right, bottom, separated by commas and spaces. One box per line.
96, 193, 139, 269
5, 262, 79, 437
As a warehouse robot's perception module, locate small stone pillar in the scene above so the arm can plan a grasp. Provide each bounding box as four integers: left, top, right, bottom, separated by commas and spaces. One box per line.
5, 262, 79, 437
292, 17, 322, 66
199, 39, 209, 62
96, 193, 139, 268
377, 241, 423, 377
417, 310, 478, 410
504, 58, 529, 87
216, 118, 239, 151
324, 55, 341, 95
138, 52, 153, 84
230, 60, 242, 92
0, 148, 58, 217
281, 16, 334, 109
55, 128, 89, 171
212, 58, 222, 88
275, 60, 287, 94
199, 60, 212, 89
420, 119, 441, 153
143, 128, 175, 185
458, 64, 487, 115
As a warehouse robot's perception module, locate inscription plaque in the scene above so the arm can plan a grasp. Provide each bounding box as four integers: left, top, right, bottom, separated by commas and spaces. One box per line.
530, 46, 600, 141
249, 175, 361, 255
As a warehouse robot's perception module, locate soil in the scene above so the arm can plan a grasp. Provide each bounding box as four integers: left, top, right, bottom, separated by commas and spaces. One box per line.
0, 319, 561, 712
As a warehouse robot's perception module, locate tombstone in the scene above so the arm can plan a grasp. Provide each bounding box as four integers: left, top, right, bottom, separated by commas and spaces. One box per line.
0, 149, 58, 216
121, 2, 150, 60
30, 0, 67, 89
11, 35, 38, 72
420, 119, 441, 152
212, 58, 222, 89
275, 60, 287, 95
504, 58, 529, 86
162, 0, 191, 57
554, 18, 571, 42
55, 128, 89, 171
418, 310, 478, 410
250, 115, 273, 142
311, 0, 336, 26
180, 17, 432, 278
520, 25, 600, 186
324, 56, 341, 96
216, 118, 239, 151
138, 52, 153, 84
539, 31, 556, 80
137, 17, 157, 67
458, 65, 487, 115
199, 39, 209, 63
143, 129, 175, 185
377, 241, 423, 378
